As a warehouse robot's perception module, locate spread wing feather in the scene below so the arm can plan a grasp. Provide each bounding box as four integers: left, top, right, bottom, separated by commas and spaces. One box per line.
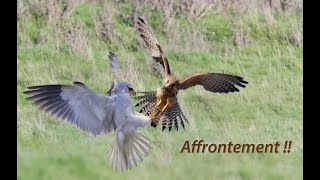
24, 82, 116, 135
179, 73, 248, 93
133, 91, 188, 131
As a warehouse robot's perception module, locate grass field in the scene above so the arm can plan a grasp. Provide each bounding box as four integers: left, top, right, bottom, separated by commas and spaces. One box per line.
17, 0, 303, 179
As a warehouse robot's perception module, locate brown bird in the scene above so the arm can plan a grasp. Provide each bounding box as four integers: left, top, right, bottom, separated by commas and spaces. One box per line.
134, 17, 248, 131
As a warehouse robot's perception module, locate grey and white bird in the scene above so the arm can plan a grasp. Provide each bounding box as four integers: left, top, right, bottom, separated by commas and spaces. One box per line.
23, 52, 151, 171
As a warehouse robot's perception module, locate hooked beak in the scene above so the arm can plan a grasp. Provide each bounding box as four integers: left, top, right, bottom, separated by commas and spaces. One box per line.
129, 89, 136, 96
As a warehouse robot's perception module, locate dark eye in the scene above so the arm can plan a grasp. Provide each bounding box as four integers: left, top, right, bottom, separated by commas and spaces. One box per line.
128, 87, 133, 91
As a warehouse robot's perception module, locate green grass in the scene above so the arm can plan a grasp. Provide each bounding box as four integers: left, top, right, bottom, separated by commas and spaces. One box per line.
17, 1, 302, 179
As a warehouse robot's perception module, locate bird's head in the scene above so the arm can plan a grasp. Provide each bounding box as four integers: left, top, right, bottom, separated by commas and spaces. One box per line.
162, 75, 179, 95
111, 82, 136, 96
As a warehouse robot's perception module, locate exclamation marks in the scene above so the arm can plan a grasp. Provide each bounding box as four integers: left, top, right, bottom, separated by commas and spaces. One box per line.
283, 141, 292, 153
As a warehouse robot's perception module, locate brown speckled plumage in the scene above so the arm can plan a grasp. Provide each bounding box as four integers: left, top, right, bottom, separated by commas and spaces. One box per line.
135, 17, 248, 131
133, 92, 188, 131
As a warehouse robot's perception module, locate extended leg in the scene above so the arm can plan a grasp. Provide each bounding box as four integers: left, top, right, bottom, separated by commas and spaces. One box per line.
161, 97, 176, 112
161, 103, 169, 112
156, 99, 162, 106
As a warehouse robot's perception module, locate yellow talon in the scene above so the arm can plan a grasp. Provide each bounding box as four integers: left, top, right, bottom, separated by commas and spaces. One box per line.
161, 103, 169, 112
156, 99, 162, 106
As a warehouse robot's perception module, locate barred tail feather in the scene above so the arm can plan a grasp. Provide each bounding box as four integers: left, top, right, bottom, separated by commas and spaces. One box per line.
107, 133, 151, 171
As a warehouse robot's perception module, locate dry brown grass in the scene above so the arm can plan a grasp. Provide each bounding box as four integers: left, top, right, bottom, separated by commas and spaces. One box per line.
19, 0, 80, 23
64, 22, 89, 54
213, 0, 302, 14
232, 25, 251, 48
92, 0, 115, 43
18, 0, 84, 52
18, 0, 302, 53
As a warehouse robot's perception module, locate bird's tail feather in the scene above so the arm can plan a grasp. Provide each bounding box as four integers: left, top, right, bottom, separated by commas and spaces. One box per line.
107, 132, 151, 171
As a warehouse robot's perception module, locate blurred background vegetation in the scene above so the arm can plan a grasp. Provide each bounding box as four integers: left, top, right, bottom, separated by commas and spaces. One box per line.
17, 0, 302, 179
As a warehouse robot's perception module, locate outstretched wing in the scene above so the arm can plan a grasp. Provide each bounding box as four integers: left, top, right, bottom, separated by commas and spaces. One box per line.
161, 102, 188, 132
133, 91, 188, 131
178, 73, 248, 93
136, 17, 171, 75
133, 91, 157, 117
23, 82, 116, 135
107, 52, 119, 95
